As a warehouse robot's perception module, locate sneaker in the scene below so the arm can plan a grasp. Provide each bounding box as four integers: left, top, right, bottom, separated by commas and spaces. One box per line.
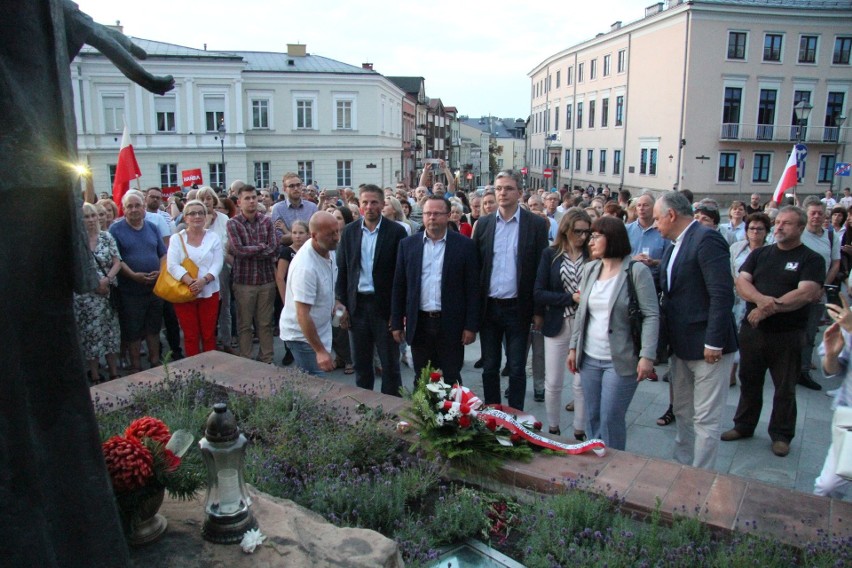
473, 358, 484, 369
534, 390, 545, 402
826, 388, 839, 398
798, 373, 822, 391
771, 440, 790, 457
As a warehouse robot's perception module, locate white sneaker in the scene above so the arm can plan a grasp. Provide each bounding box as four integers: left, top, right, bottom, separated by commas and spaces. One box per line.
826, 388, 839, 398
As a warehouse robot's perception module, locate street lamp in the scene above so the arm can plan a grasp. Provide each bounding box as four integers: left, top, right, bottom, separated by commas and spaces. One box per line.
217, 119, 226, 191
832, 115, 847, 193
793, 101, 813, 142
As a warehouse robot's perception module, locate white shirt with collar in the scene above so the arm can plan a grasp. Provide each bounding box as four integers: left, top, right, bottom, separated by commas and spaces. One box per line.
489, 207, 520, 299
420, 230, 447, 311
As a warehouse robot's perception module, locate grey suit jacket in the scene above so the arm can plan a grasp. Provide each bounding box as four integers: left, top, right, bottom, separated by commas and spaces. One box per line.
569, 257, 660, 377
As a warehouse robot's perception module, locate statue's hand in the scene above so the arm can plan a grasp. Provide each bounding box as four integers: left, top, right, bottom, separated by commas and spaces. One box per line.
63, 1, 174, 95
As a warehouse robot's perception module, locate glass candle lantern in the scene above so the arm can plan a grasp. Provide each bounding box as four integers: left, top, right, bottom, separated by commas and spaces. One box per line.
199, 403, 257, 543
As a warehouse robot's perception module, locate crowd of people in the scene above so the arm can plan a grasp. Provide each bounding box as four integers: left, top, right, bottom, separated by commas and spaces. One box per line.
77, 169, 852, 499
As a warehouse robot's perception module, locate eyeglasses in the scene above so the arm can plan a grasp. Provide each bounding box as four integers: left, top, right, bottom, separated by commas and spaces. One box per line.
589, 233, 604, 241
185, 210, 206, 217
747, 226, 766, 232
572, 229, 591, 236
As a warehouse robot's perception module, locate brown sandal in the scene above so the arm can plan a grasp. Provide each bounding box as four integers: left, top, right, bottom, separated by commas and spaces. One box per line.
565, 401, 575, 412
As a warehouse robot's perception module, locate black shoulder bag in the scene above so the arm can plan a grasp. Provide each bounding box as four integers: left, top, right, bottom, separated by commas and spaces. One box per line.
625, 261, 643, 357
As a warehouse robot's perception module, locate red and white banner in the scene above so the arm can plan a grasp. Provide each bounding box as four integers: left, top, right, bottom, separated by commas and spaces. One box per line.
162, 186, 182, 196
772, 145, 799, 204
478, 406, 606, 456
182, 168, 203, 187
112, 125, 141, 216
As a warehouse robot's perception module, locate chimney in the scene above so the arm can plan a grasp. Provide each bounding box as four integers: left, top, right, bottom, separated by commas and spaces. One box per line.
107, 20, 123, 34
611, 21, 622, 31
287, 43, 306, 57
362, 62, 374, 70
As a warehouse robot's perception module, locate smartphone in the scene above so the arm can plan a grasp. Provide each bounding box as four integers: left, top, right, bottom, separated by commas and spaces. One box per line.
825, 284, 842, 308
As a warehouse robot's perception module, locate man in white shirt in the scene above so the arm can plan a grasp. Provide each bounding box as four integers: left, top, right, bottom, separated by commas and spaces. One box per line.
840, 187, 852, 210
822, 189, 838, 210
280, 211, 347, 375
798, 196, 841, 390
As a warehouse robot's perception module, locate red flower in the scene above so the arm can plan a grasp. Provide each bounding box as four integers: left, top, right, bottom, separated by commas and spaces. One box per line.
163, 449, 181, 472
460, 404, 471, 415
429, 372, 442, 382
458, 415, 472, 428
510, 433, 524, 444
485, 418, 497, 431
125, 416, 171, 445
102, 436, 154, 493
533, 421, 543, 431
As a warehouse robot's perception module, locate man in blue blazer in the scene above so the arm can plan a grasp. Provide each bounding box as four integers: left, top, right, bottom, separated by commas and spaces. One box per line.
337, 184, 407, 396
391, 196, 480, 385
655, 191, 738, 470
473, 170, 550, 410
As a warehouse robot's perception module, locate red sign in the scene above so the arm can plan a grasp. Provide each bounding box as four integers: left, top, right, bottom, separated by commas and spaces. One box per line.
162, 186, 182, 196
543, 168, 553, 178
182, 168, 203, 187
465, 173, 473, 180
521, 167, 528, 175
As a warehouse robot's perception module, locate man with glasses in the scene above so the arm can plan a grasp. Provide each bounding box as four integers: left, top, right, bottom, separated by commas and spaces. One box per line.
391, 196, 480, 385
473, 170, 549, 410
271, 172, 317, 246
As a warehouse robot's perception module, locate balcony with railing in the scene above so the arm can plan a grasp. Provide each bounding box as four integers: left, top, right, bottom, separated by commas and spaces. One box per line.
720, 123, 848, 144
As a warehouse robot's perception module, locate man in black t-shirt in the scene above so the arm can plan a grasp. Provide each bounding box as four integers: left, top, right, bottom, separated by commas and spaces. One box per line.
721, 206, 824, 457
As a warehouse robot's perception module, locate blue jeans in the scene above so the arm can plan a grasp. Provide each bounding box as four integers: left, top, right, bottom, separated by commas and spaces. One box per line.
579, 356, 638, 451
284, 340, 325, 376
480, 299, 529, 410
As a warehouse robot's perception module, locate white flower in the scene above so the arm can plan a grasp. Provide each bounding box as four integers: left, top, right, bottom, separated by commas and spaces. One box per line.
240, 528, 266, 553
447, 407, 460, 420
435, 414, 445, 426
426, 383, 443, 394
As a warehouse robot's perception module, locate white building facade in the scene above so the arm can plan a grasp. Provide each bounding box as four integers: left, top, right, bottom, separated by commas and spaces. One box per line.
73, 37, 405, 191
528, 0, 851, 201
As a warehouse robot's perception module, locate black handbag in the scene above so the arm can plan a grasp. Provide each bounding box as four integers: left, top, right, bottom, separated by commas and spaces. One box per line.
625, 261, 643, 357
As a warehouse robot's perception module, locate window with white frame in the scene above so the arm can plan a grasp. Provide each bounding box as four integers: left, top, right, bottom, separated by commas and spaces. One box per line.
639, 143, 659, 176
615, 96, 624, 126
575, 149, 581, 171
753, 153, 771, 183
617, 49, 626, 73
833, 36, 851, 64
588, 100, 596, 129
586, 149, 593, 173
254, 162, 270, 187
578, 63, 584, 82
155, 96, 176, 133
727, 31, 747, 60
293, 92, 317, 130
334, 94, 356, 130
564, 149, 571, 170
298, 161, 314, 185
209, 163, 225, 189
336, 160, 352, 187
798, 35, 818, 64
613, 150, 622, 175
590, 59, 597, 80
818, 155, 836, 184
159, 163, 179, 187
252, 99, 269, 129
108, 164, 117, 187
603, 54, 611, 76
601, 98, 609, 128
102, 95, 125, 133
763, 33, 783, 62
204, 96, 225, 132
718, 152, 738, 182
599, 149, 607, 174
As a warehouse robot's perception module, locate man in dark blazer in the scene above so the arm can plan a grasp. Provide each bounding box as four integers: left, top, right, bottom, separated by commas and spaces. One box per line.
654, 191, 738, 470
391, 196, 480, 385
337, 184, 407, 396
473, 170, 550, 410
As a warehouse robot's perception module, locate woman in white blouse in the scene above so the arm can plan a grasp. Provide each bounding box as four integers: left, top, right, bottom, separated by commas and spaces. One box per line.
167, 199, 224, 355
197, 186, 235, 354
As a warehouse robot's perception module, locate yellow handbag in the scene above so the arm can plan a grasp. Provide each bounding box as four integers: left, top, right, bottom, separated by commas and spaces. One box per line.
153, 233, 199, 303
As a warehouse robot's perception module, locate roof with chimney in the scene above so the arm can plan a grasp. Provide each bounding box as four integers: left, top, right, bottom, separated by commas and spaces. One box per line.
460, 116, 526, 139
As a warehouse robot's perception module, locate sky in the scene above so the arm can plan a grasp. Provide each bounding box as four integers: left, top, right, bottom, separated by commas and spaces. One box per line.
76, 0, 652, 119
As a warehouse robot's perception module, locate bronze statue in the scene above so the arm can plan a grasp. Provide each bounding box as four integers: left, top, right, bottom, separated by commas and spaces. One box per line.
0, 2, 174, 565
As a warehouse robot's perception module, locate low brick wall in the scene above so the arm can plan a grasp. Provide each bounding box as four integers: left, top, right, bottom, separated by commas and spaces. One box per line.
91, 351, 852, 548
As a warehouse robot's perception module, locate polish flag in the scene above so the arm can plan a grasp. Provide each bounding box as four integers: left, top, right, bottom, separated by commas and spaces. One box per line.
112, 125, 141, 216
772, 146, 798, 204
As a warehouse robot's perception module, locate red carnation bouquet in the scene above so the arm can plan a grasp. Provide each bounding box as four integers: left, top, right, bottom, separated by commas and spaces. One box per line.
102, 416, 202, 502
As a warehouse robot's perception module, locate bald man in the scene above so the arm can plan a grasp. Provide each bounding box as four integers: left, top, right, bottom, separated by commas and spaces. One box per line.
280, 211, 348, 375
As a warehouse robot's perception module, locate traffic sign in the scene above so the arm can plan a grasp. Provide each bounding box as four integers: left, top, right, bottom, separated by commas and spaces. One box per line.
543, 168, 553, 178
521, 167, 528, 175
